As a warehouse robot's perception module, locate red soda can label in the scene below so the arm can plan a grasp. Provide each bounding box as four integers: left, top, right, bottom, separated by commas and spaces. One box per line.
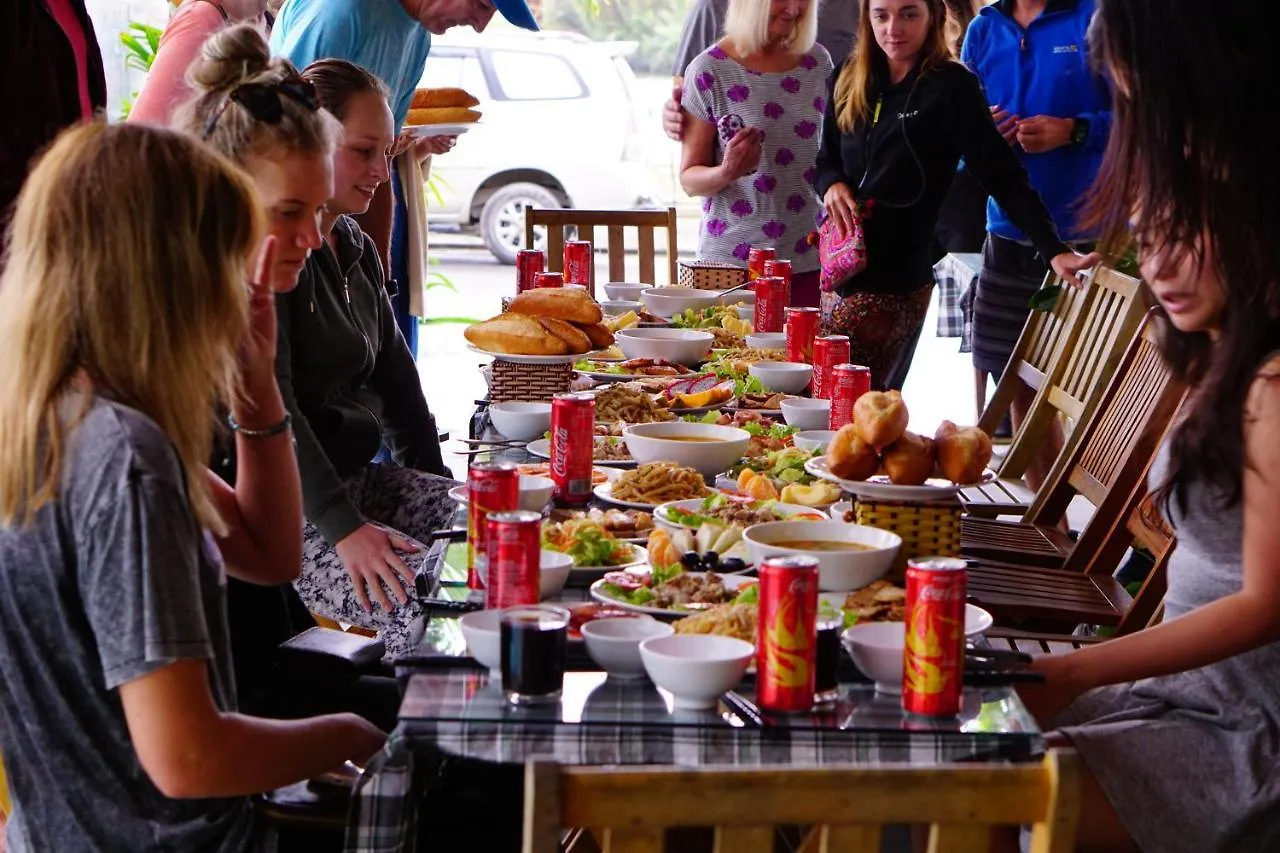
533, 271, 564, 289
484, 510, 543, 609
829, 363, 871, 429
515, 249, 545, 294
550, 393, 595, 505
466, 461, 519, 590
784, 307, 820, 364
811, 335, 850, 400
902, 557, 968, 717
762, 258, 792, 305
747, 247, 777, 281
757, 555, 819, 713
754, 276, 788, 334
563, 241, 593, 290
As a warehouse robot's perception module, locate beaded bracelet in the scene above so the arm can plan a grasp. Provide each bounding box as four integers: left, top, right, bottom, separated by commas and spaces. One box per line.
227, 412, 292, 438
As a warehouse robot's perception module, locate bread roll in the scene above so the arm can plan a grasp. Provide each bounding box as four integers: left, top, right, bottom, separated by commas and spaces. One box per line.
826, 423, 880, 481
535, 317, 593, 354
463, 313, 568, 355
411, 87, 480, 109
578, 322, 615, 350
881, 431, 936, 486
934, 420, 993, 484
508, 287, 603, 325
854, 390, 909, 449
406, 107, 481, 126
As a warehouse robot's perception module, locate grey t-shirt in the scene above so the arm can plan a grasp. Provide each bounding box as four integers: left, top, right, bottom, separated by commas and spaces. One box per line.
671, 0, 858, 76
0, 397, 254, 852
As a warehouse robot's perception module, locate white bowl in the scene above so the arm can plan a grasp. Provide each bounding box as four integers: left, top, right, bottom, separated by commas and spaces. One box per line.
841, 604, 995, 694
828, 500, 853, 521
722, 288, 755, 305
599, 299, 642, 316
459, 609, 503, 676
518, 475, 555, 512
476, 549, 576, 599
581, 618, 673, 679
615, 328, 714, 365
749, 361, 813, 394
622, 421, 750, 478
489, 401, 553, 442
641, 286, 721, 319
792, 430, 838, 453
743, 520, 901, 591
779, 397, 831, 430
745, 332, 786, 350
639, 634, 755, 710
603, 282, 648, 301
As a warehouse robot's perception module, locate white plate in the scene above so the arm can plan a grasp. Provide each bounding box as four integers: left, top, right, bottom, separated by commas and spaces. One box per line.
466, 344, 581, 365
653, 497, 826, 530
804, 457, 994, 502
592, 482, 664, 510
404, 122, 475, 138
553, 542, 647, 575
577, 367, 698, 384
589, 570, 756, 617
526, 438, 637, 468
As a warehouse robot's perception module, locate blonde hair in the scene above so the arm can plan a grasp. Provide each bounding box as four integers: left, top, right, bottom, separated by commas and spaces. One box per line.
724, 0, 819, 56
834, 0, 952, 133
0, 123, 263, 533
177, 22, 338, 165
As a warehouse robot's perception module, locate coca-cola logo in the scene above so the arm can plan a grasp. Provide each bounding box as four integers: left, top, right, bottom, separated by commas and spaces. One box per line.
918, 585, 964, 603
471, 480, 501, 495
550, 426, 570, 476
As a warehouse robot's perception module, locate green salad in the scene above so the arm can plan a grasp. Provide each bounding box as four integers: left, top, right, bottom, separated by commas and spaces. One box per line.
727, 446, 821, 485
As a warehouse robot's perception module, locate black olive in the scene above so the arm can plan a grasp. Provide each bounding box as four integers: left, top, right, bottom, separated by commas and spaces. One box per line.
701, 550, 720, 569
720, 557, 746, 573
680, 551, 701, 569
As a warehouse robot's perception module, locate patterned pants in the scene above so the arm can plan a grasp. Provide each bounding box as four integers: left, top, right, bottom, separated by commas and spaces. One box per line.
296, 462, 460, 658
819, 283, 934, 391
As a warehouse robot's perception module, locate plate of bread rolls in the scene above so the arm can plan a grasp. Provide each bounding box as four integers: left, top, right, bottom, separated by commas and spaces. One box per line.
804, 391, 995, 500
405, 87, 482, 136
464, 287, 616, 364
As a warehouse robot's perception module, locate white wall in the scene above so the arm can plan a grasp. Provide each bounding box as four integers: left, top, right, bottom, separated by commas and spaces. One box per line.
85, 0, 169, 119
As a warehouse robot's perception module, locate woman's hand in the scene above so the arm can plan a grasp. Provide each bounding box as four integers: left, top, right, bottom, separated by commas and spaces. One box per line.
1050, 250, 1102, 286
719, 127, 762, 182
334, 523, 421, 613
1015, 653, 1086, 725
388, 130, 416, 159
411, 134, 456, 165
823, 181, 857, 239
239, 236, 281, 396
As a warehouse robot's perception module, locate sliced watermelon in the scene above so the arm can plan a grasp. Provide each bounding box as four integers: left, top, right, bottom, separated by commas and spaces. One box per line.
664, 376, 701, 400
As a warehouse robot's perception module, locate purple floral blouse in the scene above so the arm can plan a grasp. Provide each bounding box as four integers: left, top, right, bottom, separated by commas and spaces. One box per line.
683, 42, 833, 273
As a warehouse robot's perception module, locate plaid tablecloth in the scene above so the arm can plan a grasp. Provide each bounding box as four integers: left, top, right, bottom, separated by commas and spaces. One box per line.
934, 252, 982, 352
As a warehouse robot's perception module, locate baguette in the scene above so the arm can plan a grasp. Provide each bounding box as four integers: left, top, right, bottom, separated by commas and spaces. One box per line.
535, 317, 593, 354
406, 107, 482, 126
508, 287, 603, 325
463, 313, 568, 355
411, 87, 480, 109
577, 322, 615, 350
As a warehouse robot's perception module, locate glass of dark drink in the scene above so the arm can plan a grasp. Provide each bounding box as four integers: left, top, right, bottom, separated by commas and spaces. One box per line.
814, 619, 842, 704
500, 605, 570, 705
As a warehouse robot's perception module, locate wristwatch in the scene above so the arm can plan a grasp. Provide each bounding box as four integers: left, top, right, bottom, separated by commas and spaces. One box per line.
1070, 118, 1090, 147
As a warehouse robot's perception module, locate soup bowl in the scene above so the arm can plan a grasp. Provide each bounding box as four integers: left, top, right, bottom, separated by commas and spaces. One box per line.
841, 604, 995, 694
622, 422, 751, 478
743, 520, 901, 591
488, 401, 553, 442
749, 361, 813, 394
603, 282, 648, 301
615, 328, 714, 365
779, 397, 831, 430
641, 287, 721, 319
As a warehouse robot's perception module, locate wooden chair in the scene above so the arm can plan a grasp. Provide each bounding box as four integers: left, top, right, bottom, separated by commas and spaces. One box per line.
963, 266, 1147, 518
524, 207, 679, 296
524, 751, 1080, 853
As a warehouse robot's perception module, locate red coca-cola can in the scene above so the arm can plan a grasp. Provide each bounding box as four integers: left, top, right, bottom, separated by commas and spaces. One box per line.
484, 510, 543, 610
515, 249, 545, 294
762, 258, 793, 305
784, 307, 820, 365
829, 363, 872, 429
811, 335, 850, 400
754, 276, 788, 333
550, 392, 595, 505
563, 240, 593, 290
756, 554, 819, 713
747, 247, 777, 281
466, 461, 520, 590
902, 557, 968, 717
533, 271, 564, 289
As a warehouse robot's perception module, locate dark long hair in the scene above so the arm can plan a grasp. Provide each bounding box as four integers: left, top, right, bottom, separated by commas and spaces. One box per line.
1083, 0, 1280, 510
942, 0, 979, 57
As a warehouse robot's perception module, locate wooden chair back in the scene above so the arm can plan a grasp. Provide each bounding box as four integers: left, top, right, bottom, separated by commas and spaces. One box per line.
1002, 266, 1147, 484
524, 207, 679, 296
524, 752, 1080, 853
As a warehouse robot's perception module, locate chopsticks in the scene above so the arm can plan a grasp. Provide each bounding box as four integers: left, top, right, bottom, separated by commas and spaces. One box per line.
964, 645, 1033, 666
722, 690, 771, 729
961, 644, 1039, 686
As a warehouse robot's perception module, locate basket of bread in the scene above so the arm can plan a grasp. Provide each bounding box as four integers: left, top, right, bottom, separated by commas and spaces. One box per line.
677, 260, 750, 291
406, 87, 482, 134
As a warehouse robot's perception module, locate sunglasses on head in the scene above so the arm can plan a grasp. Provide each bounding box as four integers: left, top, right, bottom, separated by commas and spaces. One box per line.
201, 78, 320, 141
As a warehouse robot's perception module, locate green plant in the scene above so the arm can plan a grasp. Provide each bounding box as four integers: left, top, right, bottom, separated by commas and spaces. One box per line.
119, 22, 164, 119
543, 0, 685, 75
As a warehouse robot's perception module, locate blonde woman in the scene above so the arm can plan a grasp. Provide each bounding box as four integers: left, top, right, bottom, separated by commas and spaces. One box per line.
0, 122, 383, 852
680, 0, 833, 307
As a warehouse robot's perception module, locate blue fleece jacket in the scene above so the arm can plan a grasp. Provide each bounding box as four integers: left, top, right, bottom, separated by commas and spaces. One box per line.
962, 0, 1110, 243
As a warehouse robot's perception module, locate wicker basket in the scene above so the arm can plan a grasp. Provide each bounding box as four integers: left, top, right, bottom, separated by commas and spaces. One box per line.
488, 360, 574, 403
678, 260, 749, 291
850, 498, 963, 581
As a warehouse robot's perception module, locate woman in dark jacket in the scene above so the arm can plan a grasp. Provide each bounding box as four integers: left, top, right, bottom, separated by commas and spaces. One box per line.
812, 0, 1095, 389
277, 59, 456, 656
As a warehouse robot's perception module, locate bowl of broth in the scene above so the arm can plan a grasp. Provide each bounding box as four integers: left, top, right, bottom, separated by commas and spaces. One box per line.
743, 520, 901, 591
621, 422, 751, 478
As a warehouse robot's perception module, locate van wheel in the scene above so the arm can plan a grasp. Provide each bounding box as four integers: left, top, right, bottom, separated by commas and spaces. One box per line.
480, 183, 562, 265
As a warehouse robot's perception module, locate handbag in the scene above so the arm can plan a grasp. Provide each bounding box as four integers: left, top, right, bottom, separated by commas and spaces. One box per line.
818, 199, 873, 293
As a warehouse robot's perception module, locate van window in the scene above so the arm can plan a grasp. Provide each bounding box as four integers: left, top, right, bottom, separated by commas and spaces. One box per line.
488, 51, 586, 100
421, 53, 487, 98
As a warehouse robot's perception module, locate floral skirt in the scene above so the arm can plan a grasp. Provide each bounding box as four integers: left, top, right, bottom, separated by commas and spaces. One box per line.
819, 283, 933, 391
